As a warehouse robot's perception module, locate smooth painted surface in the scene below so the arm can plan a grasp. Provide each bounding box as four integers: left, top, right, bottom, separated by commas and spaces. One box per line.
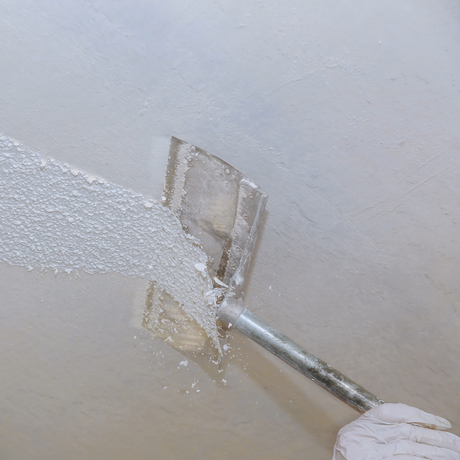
1, 1, 459, 459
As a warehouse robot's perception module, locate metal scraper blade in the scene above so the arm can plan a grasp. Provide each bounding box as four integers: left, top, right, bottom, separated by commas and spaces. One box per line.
163, 137, 268, 300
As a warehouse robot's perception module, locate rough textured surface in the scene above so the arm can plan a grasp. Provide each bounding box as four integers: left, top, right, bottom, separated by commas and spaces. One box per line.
0, 134, 219, 347
1, 1, 460, 459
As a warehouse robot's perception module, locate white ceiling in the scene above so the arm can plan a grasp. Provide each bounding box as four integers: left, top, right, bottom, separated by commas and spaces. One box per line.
1, 1, 459, 458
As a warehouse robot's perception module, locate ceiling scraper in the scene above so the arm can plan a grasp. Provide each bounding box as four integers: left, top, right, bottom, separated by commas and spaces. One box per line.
163, 137, 383, 413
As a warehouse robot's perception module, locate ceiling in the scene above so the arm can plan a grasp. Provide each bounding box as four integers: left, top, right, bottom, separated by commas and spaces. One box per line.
1, 1, 459, 458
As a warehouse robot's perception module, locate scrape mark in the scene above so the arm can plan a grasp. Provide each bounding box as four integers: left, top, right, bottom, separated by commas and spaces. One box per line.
354, 151, 453, 225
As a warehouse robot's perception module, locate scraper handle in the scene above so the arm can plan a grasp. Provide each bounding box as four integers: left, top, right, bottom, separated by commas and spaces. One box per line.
233, 308, 384, 413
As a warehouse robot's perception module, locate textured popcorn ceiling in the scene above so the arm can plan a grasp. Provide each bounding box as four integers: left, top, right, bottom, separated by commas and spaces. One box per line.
0, 135, 220, 349
0, 1, 459, 459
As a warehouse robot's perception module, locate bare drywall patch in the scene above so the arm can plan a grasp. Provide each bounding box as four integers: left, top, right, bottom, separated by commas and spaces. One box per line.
0, 134, 220, 348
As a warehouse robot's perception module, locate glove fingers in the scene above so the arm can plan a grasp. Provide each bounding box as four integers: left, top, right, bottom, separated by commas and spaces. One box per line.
364, 404, 451, 430
400, 424, 460, 454
393, 457, 432, 460
377, 439, 460, 459
393, 457, 434, 460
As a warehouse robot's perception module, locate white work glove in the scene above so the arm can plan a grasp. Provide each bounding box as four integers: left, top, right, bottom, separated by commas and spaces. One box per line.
333, 403, 460, 459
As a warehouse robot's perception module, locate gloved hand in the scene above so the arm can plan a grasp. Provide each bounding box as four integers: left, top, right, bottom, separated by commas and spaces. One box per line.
333, 403, 460, 459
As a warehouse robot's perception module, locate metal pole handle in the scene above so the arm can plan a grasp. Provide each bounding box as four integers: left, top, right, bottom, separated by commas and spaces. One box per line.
234, 309, 384, 413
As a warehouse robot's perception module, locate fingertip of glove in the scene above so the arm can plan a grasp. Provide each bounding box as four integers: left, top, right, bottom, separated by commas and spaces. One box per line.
365, 403, 453, 431
433, 416, 452, 430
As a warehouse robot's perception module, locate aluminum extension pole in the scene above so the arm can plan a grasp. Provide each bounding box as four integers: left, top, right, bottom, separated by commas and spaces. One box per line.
234, 309, 384, 413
